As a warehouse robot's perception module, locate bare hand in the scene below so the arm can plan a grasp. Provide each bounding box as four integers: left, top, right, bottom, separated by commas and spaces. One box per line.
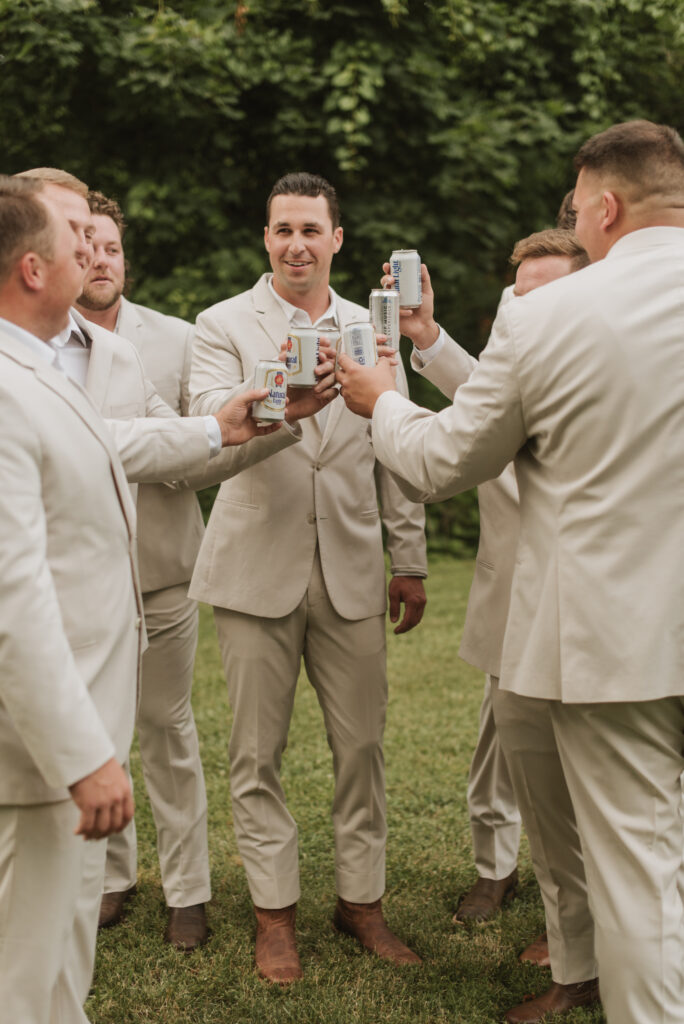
388, 576, 427, 634
215, 389, 283, 445
69, 757, 134, 840
375, 333, 399, 365
336, 352, 397, 418
381, 262, 440, 350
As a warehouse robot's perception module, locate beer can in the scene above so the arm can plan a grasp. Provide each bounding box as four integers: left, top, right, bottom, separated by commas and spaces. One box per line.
285, 326, 320, 387
369, 288, 400, 347
390, 249, 422, 309
252, 360, 288, 425
343, 321, 378, 367
317, 326, 342, 362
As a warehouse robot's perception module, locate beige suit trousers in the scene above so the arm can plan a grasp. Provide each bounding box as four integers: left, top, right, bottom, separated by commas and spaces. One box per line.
490, 678, 597, 985
104, 583, 210, 906
467, 676, 521, 879
550, 697, 684, 1024
0, 799, 106, 1024
214, 549, 387, 909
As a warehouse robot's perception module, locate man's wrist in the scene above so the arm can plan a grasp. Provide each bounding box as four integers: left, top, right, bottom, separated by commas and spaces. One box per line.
410, 321, 440, 351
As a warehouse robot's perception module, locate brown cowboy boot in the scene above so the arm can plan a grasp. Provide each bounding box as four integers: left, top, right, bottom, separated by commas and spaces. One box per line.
98, 885, 137, 929
518, 931, 550, 967
333, 897, 421, 964
453, 868, 518, 923
504, 978, 600, 1023
254, 903, 303, 984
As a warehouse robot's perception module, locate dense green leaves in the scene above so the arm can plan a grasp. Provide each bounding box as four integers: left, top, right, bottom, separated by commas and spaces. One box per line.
2, 0, 682, 549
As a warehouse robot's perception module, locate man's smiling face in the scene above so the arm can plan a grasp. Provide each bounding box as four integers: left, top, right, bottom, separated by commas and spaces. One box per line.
264, 193, 343, 303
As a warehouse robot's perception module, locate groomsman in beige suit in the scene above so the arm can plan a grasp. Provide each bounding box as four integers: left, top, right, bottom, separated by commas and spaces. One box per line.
382, 232, 596, 1023
74, 191, 214, 950
189, 172, 428, 983
339, 120, 684, 1024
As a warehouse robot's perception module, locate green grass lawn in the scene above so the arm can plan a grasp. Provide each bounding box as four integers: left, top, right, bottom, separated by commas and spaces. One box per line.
88, 555, 604, 1024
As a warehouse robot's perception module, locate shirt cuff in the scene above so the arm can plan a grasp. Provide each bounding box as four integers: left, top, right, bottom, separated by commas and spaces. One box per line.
412, 327, 446, 367
205, 416, 223, 457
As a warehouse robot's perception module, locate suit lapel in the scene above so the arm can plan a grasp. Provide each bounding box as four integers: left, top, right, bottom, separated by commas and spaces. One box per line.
253, 275, 290, 357
70, 309, 115, 411
0, 328, 136, 539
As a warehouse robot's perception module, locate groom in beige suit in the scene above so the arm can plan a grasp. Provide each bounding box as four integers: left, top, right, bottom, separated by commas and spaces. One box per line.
339, 120, 684, 1024
190, 172, 428, 983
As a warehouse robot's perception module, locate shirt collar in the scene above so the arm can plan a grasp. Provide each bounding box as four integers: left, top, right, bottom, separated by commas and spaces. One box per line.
51, 311, 89, 350
0, 316, 58, 367
267, 274, 338, 327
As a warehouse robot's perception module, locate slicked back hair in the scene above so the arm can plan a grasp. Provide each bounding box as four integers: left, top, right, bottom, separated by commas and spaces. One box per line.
266, 172, 340, 229
0, 175, 54, 288
88, 190, 126, 238
574, 120, 684, 205
510, 228, 590, 272
16, 167, 88, 198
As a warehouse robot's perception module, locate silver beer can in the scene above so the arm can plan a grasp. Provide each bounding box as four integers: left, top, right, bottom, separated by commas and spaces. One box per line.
317, 326, 342, 363
343, 321, 378, 366
285, 326, 320, 387
390, 249, 422, 309
369, 288, 400, 347
252, 360, 288, 425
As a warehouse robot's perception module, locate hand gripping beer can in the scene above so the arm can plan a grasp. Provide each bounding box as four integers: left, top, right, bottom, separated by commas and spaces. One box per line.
369, 288, 400, 347
252, 360, 288, 425
390, 249, 422, 309
343, 322, 378, 366
285, 326, 320, 387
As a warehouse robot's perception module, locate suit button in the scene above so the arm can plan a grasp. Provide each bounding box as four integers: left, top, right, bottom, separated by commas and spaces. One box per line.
135, 616, 142, 629
307, 512, 316, 524
315, 463, 322, 471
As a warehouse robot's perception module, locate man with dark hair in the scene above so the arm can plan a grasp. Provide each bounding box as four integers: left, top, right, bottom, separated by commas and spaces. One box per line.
339, 119, 684, 1024
189, 172, 428, 983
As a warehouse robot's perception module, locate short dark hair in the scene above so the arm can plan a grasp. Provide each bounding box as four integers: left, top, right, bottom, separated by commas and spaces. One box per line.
87, 190, 126, 238
510, 228, 590, 272
574, 120, 684, 204
0, 176, 54, 288
266, 172, 340, 229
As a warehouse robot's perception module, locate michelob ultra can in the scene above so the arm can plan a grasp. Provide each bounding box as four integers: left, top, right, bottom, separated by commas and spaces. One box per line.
252, 360, 288, 425
390, 249, 422, 308
285, 326, 320, 386
369, 288, 400, 347
343, 322, 378, 366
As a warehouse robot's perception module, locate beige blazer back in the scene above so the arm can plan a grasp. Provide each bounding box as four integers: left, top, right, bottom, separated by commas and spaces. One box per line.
373, 228, 684, 703
0, 329, 143, 805
411, 336, 520, 677
189, 274, 427, 620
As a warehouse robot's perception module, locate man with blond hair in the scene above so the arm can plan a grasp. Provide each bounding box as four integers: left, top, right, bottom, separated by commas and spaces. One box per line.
340, 120, 684, 1024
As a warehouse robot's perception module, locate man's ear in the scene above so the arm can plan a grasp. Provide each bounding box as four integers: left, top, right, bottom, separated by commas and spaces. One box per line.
332, 226, 343, 254
600, 190, 620, 231
18, 251, 46, 293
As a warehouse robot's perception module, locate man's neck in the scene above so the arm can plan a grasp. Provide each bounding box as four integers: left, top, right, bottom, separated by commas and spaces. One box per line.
74, 297, 121, 334
271, 279, 331, 323
0, 300, 65, 342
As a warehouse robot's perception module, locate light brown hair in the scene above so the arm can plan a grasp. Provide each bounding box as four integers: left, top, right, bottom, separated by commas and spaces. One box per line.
574, 120, 684, 204
510, 228, 590, 272
0, 176, 54, 287
16, 167, 88, 198
87, 190, 126, 238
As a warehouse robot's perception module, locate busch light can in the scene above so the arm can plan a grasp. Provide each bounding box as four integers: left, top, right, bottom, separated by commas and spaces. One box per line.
369, 288, 400, 347
390, 249, 422, 309
343, 322, 378, 366
252, 360, 288, 425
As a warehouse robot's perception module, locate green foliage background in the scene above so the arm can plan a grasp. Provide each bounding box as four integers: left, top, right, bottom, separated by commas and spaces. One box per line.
2, 0, 682, 550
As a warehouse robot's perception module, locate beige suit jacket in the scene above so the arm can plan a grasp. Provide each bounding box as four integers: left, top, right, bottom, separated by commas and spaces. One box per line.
411, 338, 519, 678
0, 328, 143, 805
74, 307, 299, 592
189, 274, 427, 620
373, 227, 684, 702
